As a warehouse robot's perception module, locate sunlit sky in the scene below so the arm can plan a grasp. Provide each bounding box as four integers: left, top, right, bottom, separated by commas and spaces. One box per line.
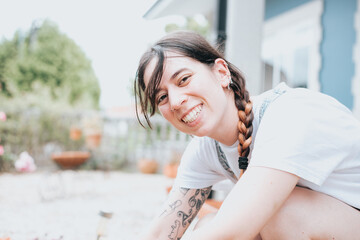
0, 0, 185, 109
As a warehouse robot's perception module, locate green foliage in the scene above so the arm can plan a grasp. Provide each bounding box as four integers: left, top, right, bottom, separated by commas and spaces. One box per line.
0, 20, 100, 109
1, 108, 84, 151
0, 108, 84, 171
0, 39, 17, 97
165, 16, 210, 38
0, 107, 129, 172
0, 151, 16, 172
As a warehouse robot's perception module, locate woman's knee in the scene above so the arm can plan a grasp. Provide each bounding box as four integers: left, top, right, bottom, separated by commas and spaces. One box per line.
260, 187, 360, 240
193, 212, 217, 230
260, 187, 312, 239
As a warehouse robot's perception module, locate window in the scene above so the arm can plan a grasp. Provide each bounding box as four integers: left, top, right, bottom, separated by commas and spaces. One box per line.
261, 1, 323, 91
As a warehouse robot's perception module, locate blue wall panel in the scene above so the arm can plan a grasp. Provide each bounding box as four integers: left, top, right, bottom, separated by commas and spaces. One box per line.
265, 0, 313, 20
320, 0, 356, 109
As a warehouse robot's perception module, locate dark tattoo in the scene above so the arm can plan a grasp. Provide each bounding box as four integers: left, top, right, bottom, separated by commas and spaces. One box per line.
160, 200, 182, 217
178, 186, 212, 227
177, 209, 193, 227
170, 200, 182, 211
200, 187, 211, 202
165, 186, 212, 239
179, 187, 190, 196
168, 220, 181, 240
188, 189, 200, 208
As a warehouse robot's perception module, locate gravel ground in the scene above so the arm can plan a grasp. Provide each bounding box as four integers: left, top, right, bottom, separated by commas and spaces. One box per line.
0, 170, 174, 240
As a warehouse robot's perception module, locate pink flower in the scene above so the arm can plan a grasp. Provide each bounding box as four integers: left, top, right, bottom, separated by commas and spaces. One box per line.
0, 111, 6, 121
15, 151, 37, 172
0, 145, 4, 156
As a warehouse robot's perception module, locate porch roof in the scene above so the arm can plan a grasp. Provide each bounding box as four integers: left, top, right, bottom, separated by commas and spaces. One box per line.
144, 0, 216, 19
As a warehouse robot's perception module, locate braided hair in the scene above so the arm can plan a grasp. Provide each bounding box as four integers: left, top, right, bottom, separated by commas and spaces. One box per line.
135, 31, 253, 175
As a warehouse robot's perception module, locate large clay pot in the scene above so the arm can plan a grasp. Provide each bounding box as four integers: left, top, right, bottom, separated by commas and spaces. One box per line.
52, 151, 90, 169
137, 158, 158, 174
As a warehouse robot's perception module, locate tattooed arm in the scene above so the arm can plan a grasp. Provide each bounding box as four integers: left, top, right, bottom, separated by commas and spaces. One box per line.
139, 185, 212, 240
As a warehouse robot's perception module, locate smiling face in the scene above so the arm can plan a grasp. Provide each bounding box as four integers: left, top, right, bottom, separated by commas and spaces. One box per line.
144, 52, 236, 140
136, 31, 251, 146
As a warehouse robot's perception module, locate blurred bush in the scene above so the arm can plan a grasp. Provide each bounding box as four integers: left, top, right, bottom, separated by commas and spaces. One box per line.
0, 19, 190, 172
0, 20, 105, 172
0, 19, 100, 109
165, 15, 211, 39
0, 107, 86, 171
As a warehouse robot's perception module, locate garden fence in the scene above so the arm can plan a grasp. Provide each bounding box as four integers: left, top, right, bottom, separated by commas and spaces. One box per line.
0, 109, 191, 171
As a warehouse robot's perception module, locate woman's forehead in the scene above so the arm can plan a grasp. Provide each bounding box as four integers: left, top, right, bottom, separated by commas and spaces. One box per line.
143, 52, 198, 86
143, 57, 159, 86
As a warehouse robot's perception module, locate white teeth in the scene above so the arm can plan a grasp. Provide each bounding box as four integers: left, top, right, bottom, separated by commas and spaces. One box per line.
182, 105, 202, 123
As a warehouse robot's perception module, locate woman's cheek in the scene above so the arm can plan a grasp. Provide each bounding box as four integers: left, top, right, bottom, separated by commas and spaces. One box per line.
159, 105, 171, 120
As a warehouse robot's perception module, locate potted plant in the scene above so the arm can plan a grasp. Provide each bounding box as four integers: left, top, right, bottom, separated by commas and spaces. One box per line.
69, 125, 82, 141
163, 151, 182, 178
52, 151, 91, 169
163, 161, 179, 178
82, 114, 103, 149
137, 158, 158, 174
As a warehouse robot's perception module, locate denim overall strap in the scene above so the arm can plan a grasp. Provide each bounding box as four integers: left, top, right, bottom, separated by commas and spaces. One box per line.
258, 84, 288, 123
214, 140, 238, 180
214, 84, 289, 179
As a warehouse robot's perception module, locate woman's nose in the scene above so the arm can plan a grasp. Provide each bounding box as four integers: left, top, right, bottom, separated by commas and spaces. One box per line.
169, 89, 187, 111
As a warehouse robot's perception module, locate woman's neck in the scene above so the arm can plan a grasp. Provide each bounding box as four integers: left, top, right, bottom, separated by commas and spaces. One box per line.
211, 98, 239, 146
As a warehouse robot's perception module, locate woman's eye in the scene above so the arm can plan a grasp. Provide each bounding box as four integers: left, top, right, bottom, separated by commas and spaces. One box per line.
179, 75, 190, 85
158, 94, 167, 104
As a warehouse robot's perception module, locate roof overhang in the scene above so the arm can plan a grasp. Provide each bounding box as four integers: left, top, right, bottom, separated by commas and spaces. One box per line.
144, 0, 216, 19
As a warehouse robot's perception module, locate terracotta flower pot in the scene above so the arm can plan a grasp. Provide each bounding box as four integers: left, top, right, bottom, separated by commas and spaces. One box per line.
163, 162, 179, 178
52, 151, 90, 169
137, 158, 158, 174
85, 133, 102, 149
70, 127, 82, 141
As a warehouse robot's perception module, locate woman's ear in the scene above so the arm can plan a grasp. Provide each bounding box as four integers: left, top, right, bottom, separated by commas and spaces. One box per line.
213, 58, 231, 88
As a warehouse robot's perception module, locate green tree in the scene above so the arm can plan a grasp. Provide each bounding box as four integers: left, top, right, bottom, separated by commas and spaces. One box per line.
165, 16, 210, 38
0, 38, 17, 97
0, 20, 100, 109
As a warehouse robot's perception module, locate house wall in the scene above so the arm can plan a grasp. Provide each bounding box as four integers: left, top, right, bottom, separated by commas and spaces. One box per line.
320, 0, 357, 109
352, 0, 360, 118
226, 0, 265, 95
266, 0, 357, 110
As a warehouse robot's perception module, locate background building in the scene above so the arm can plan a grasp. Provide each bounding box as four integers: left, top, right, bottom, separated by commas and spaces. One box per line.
145, 0, 360, 119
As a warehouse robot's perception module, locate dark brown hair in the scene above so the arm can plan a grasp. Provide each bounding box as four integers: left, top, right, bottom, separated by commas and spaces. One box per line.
135, 31, 253, 158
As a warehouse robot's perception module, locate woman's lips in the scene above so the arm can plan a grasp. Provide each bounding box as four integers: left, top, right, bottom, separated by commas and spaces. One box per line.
181, 104, 203, 123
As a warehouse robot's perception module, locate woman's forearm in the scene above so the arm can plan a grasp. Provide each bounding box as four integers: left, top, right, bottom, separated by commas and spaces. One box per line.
138, 186, 212, 240
191, 167, 299, 240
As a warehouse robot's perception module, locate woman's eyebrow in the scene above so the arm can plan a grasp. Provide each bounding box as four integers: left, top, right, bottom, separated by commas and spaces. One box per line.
170, 68, 190, 80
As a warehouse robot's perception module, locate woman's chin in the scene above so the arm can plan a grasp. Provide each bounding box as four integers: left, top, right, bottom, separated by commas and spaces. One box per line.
186, 126, 211, 138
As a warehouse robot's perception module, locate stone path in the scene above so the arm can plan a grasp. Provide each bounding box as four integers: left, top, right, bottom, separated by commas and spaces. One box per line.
0, 171, 174, 240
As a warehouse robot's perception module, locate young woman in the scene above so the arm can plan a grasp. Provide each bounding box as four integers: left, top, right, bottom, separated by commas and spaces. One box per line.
135, 31, 360, 240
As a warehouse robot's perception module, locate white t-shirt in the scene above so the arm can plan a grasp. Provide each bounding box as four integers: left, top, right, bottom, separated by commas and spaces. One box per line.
175, 83, 360, 209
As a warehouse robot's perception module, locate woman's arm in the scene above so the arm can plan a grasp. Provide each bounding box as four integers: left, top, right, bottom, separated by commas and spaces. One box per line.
140, 185, 212, 240
191, 166, 299, 240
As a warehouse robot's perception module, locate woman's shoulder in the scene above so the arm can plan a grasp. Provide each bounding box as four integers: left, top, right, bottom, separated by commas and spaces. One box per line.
254, 83, 353, 122
251, 82, 291, 130
254, 85, 360, 146
272, 86, 352, 119
251, 84, 360, 147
